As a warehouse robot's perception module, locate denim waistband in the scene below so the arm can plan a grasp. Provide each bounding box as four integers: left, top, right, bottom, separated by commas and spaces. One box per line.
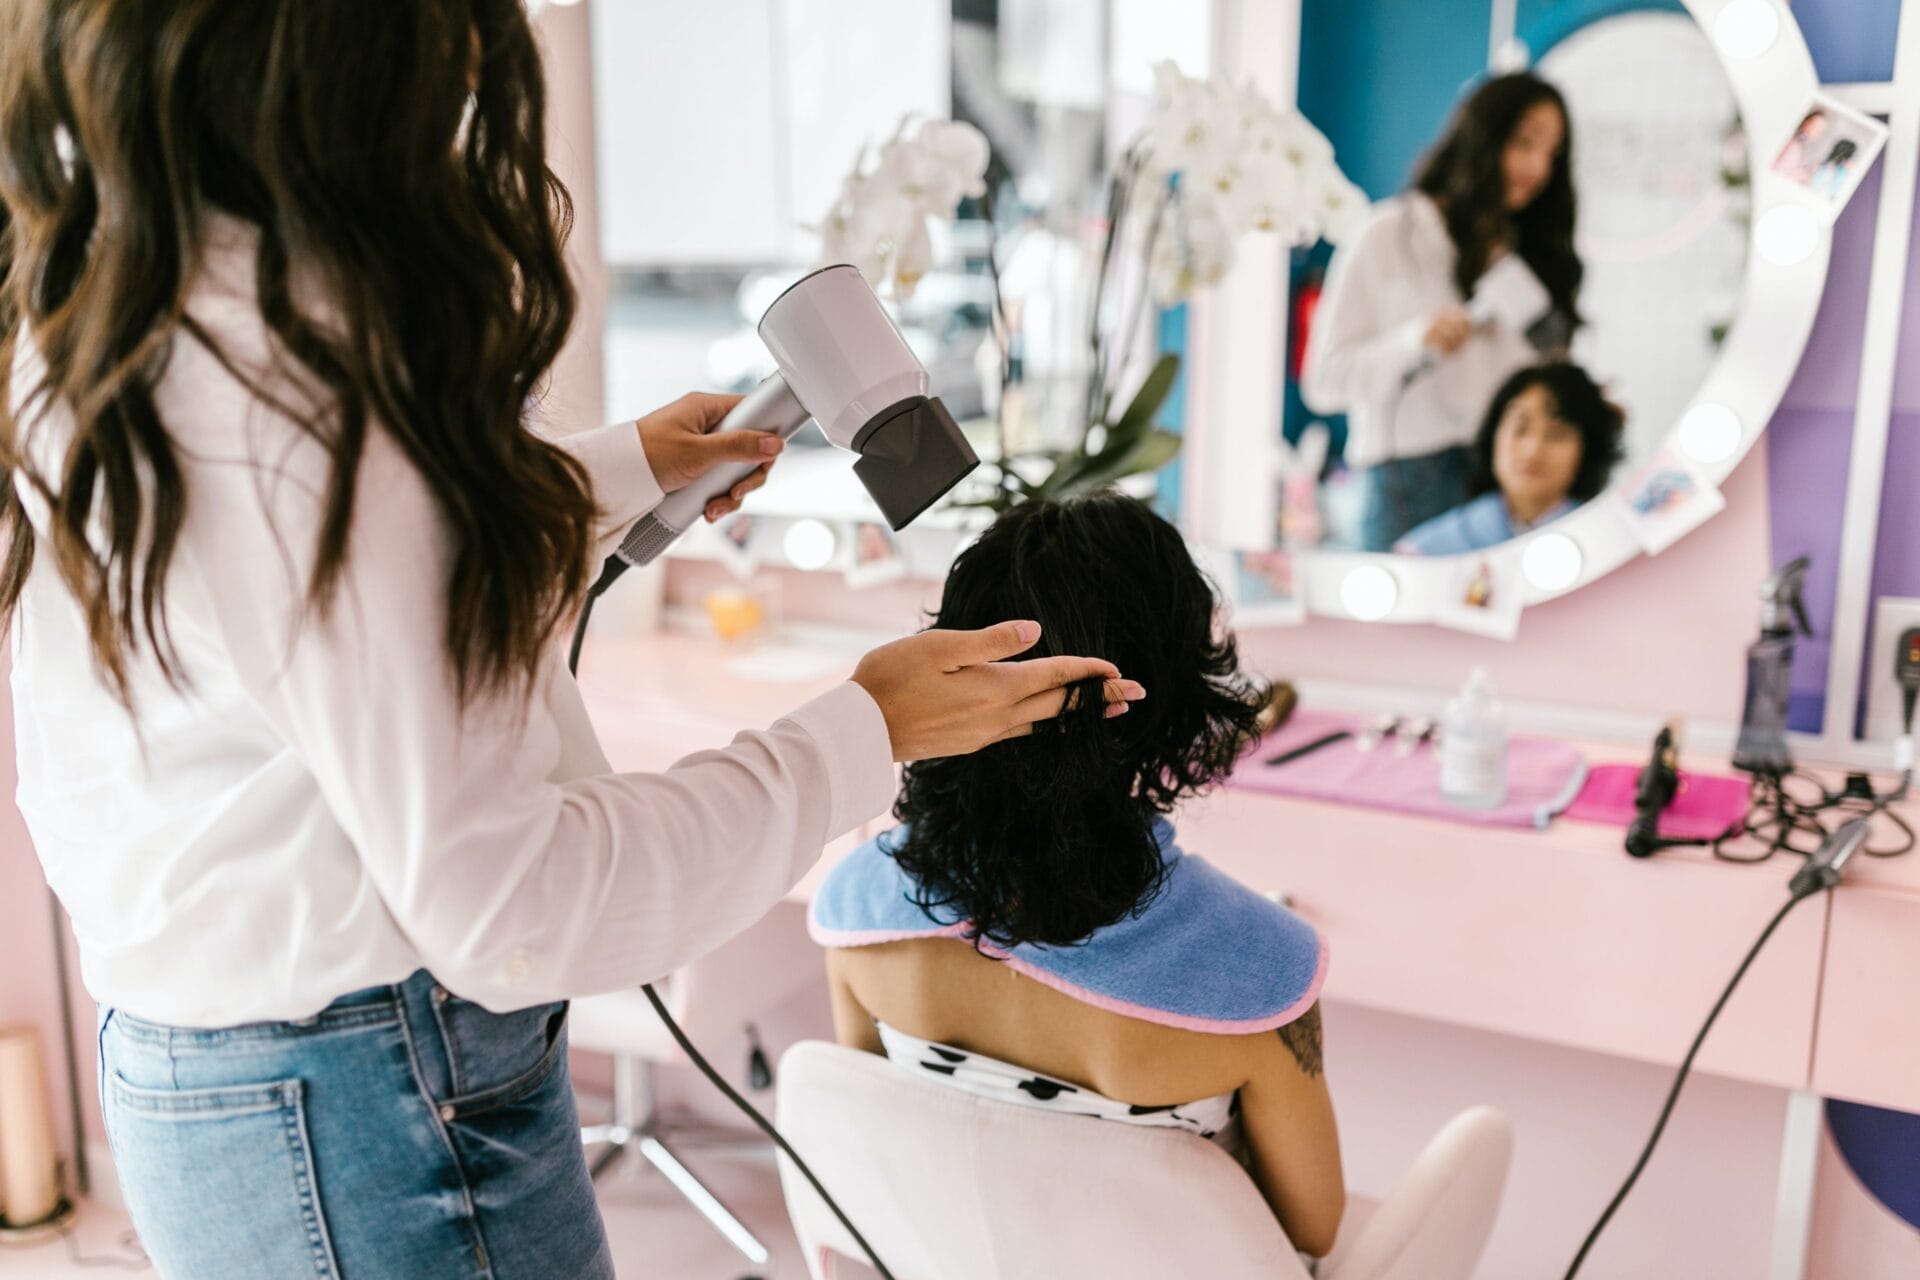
104, 969, 437, 1046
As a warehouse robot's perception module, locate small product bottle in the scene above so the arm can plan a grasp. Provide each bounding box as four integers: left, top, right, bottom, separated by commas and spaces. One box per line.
1442, 666, 1509, 809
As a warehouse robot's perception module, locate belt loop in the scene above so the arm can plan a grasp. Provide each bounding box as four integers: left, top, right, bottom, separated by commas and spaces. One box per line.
95, 1008, 113, 1110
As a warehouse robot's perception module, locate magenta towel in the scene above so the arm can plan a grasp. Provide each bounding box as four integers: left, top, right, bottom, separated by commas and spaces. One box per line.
1563, 764, 1750, 840
1227, 709, 1588, 830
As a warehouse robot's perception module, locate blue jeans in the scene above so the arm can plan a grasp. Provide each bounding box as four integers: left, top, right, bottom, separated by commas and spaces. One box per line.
98, 970, 614, 1279
1356, 445, 1474, 552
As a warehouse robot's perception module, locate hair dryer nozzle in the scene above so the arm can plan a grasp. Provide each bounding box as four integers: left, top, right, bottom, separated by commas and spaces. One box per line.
851, 396, 979, 530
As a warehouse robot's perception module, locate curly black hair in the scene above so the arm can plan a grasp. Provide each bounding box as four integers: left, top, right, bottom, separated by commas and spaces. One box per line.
1466, 361, 1626, 504
889, 492, 1267, 950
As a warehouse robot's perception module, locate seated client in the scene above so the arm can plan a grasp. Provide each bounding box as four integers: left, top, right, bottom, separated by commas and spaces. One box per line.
1398, 360, 1625, 556
809, 492, 1344, 1257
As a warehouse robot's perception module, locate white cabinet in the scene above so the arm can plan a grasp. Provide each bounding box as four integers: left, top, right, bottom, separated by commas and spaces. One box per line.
589, 0, 949, 268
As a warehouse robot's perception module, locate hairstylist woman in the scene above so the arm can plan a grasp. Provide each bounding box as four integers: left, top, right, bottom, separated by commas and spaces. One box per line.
1301, 72, 1583, 552
0, 4, 1140, 1276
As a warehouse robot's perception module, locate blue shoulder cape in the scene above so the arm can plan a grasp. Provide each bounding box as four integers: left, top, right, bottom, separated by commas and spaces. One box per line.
809, 820, 1327, 1033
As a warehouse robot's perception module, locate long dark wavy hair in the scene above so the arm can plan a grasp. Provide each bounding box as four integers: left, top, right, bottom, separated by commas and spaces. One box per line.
1413, 72, 1583, 330
890, 494, 1267, 950
0, 0, 594, 709
1467, 361, 1625, 504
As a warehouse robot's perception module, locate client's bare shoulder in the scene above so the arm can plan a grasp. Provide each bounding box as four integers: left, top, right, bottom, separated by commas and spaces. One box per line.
827, 937, 1276, 1106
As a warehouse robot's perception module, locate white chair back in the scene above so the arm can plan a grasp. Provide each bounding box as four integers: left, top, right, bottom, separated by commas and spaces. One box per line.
1317, 1105, 1513, 1280
776, 1040, 1513, 1280
775, 1039, 1314, 1280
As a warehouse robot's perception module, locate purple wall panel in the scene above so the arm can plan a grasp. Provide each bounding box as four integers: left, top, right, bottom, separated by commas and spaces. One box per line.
1769, 168, 1887, 729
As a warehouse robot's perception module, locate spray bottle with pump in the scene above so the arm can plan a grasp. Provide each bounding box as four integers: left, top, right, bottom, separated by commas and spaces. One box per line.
1732, 556, 1812, 777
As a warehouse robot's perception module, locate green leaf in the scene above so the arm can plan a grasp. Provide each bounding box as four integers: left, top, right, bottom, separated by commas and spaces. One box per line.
1104, 353, 1181, 446
1049, 429, 1183, 499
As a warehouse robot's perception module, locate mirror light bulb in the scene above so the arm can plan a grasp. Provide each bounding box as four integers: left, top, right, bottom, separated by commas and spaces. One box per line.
1522, 533, 1584, 593
1678, 403, 1744, 464
1755, 204, 1819, 267
1340, 565, 1398, 621
783, 519, 839, 571
1713, 0, 1780, 59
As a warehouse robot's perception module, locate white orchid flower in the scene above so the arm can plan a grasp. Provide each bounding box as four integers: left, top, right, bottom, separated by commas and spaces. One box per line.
1315, 174, 1371, 244
1183, 150, 1260, 236
1181, 198, 1238, 288
1147, 230, 1188, 307
1141, 58, 1358, 256
1150, 194, 1239, 305
914, 120, 991, 206
1143, 62, 1237, 178
828, 189, 919, 293
1245, 107, 1333, 183
891, 214, 935, 300
1239, 158, 1307, 237
815, 117, 989, 299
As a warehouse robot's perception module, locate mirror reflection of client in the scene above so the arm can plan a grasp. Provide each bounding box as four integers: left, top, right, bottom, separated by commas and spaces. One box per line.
810, 494, 1345, 1258
1397, 362, 1625, 556
1302, 73, 1584, 552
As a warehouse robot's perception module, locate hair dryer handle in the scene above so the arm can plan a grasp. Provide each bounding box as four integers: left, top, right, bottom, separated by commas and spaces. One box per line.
614, 375, 811, 568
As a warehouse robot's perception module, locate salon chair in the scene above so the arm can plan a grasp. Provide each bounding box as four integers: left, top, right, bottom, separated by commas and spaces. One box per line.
774, 1038, 1511, 1280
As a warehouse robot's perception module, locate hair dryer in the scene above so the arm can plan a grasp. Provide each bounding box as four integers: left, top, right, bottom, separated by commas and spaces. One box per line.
603, 264, 979, 581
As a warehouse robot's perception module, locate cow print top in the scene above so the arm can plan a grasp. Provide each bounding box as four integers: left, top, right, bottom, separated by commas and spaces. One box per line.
875, 1020, 1241, 1153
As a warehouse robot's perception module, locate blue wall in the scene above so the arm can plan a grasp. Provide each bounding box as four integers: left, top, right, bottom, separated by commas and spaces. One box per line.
1294, 0, 1898, 212
1515, 0, 1685, 59
1796, 0, 1902, 82
1297, 0, 1690, 207
1298, 0, 1490, 203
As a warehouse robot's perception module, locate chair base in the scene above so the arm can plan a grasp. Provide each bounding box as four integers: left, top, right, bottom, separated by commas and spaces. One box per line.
582, 1061, 774, 1275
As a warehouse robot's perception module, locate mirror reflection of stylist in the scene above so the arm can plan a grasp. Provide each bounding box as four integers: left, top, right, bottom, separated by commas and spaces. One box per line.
1302, 73, 1584, 552
0, 5, 1142, 1278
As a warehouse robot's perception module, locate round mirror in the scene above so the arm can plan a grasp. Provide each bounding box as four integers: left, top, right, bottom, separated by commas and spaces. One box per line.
1541, 12, 1747, 475
1194, 0, 1830, 628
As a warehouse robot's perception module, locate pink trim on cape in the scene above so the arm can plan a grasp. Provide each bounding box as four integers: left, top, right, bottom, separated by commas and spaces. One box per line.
810, 916, 1331, 1035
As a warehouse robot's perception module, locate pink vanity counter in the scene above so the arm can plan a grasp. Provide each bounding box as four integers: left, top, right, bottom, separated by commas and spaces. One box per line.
577, 629, 1918, 1111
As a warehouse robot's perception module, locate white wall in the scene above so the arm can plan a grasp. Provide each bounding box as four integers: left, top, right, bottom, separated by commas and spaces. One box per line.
589, 0, 950, 267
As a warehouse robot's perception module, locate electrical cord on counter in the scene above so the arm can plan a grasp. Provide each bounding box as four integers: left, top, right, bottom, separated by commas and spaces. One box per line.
569, 571, 899, 1280
1710, 769, 1915, 865
1566, 767, 1911, 1279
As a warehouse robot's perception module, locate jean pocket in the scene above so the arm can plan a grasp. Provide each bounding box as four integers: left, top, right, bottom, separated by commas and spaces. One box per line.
438, 999, 570, 1120
106, 1073, 342, 1278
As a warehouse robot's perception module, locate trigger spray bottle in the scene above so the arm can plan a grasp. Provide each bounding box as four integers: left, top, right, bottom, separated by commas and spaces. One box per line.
1732, 557, 1812, 777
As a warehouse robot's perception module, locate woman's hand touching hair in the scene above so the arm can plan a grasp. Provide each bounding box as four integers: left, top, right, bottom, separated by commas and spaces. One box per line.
853, 621, 1145, 764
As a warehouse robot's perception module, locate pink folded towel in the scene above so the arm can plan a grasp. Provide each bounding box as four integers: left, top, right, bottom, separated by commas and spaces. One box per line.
1563, 764, 1750, 840
1227, 709, 1588, 830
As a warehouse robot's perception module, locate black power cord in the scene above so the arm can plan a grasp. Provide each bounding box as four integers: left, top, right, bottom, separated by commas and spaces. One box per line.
1712, 770, 1915, 865
1560, 889, 1809, 1279
569, 569, 898, 1280
1567, 766, 1912, 1278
